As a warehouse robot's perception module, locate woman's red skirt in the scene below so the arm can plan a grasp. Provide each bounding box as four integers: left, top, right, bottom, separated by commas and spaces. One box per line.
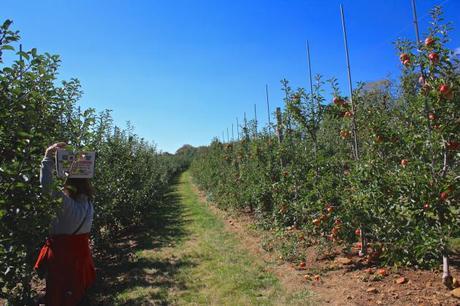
34, 233, 96, 306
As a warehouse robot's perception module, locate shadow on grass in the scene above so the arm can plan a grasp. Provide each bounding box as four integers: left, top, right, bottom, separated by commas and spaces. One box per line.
88, 176, 194, 305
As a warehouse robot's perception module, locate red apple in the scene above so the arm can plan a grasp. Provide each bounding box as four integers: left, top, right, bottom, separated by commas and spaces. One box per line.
439, 84, 453, 100
375, 135, 384, 143
403, 59, 411, 66
340, 130, 351, 139
446, 141, 460, 151
355, 228, 361, 236
439, 84, 450, 94
425, 36, 435, 47
423, 203, 430, 210
400, 159, 409, 167
428, 113, 436, 121
440, 192, 448, 201
333, 96, 343, 106
400, 53, 410, 62
344, 111, 353, 118
377, 268, 388, 277
428, 52, 439, 63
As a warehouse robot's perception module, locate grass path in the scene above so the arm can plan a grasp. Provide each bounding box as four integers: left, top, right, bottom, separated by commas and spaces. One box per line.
90, 171, 311, 305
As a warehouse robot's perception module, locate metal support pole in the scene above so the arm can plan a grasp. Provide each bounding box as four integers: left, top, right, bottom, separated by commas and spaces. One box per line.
236, 117, 240, 140
340, 4, 359, 161
411, 0, 421, 46
340, 3, 364, 256
306, 41, 314, 101
411, 0, 450, 286
254, 104, 258, 137
275, 107, 283, 143
266, 84, 271, 132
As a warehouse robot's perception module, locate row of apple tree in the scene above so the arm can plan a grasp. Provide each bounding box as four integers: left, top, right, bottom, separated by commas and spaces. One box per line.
0, 20, 187, 304
190, 7, 459, 273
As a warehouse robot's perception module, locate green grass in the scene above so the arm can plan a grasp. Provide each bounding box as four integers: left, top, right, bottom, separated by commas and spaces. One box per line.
91, 171, 311, 305
450, 237, 460, 254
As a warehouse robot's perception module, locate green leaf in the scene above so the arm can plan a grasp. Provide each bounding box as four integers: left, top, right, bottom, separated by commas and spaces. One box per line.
1, 45, 15, 51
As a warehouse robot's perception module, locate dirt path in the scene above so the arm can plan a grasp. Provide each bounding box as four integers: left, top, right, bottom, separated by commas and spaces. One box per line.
89, 172, 312, 305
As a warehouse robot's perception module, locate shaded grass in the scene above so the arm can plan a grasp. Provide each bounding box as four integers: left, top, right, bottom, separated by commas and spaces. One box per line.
89, 171, 311, 305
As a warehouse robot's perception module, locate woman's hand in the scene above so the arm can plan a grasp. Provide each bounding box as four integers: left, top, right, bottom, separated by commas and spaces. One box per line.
45, 142, 67, 157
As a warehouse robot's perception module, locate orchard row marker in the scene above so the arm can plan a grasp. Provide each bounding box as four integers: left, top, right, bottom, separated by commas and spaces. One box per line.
340, 3, 366, 256
266, 84, 271, 133
236, 117, 240, 141
254, 103, 258, 138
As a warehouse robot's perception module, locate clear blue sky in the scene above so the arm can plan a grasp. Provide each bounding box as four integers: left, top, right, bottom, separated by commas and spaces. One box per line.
2, 0, 459, 153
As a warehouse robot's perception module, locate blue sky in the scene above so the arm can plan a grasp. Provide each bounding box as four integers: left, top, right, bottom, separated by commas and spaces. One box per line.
2, 0, 459, 153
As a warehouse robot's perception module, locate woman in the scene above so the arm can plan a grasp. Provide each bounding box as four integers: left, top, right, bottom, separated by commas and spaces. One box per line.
34, 142, 96, 306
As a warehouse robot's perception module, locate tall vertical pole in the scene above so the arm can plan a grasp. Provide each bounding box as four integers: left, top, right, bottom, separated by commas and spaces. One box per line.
306, 41, 314, 101
254, 104, 258, 137
226, 127, 230, 143
340, 4, 364, 256
275, 107, 284, 167
411, 0, 449, 286
236, 117, 240, 140
411, 0, 432, 149
275, 107, 283, 144
19, 44, 23, 79
307, 40, 319, 176
231, 123, 234, 141
244, 112, 249, 141
340, 4, 359, 161
411, 0, 421, 46
265, 84, 271, 133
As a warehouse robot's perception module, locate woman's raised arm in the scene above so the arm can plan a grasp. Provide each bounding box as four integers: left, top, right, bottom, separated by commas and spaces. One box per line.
40, 142, 66, 196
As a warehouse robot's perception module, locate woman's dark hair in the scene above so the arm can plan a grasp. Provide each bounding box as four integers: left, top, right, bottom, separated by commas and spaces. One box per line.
64, 178, 94, 201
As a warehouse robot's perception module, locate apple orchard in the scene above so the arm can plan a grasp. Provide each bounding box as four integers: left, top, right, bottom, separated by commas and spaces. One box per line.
191, 5, 459, 287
